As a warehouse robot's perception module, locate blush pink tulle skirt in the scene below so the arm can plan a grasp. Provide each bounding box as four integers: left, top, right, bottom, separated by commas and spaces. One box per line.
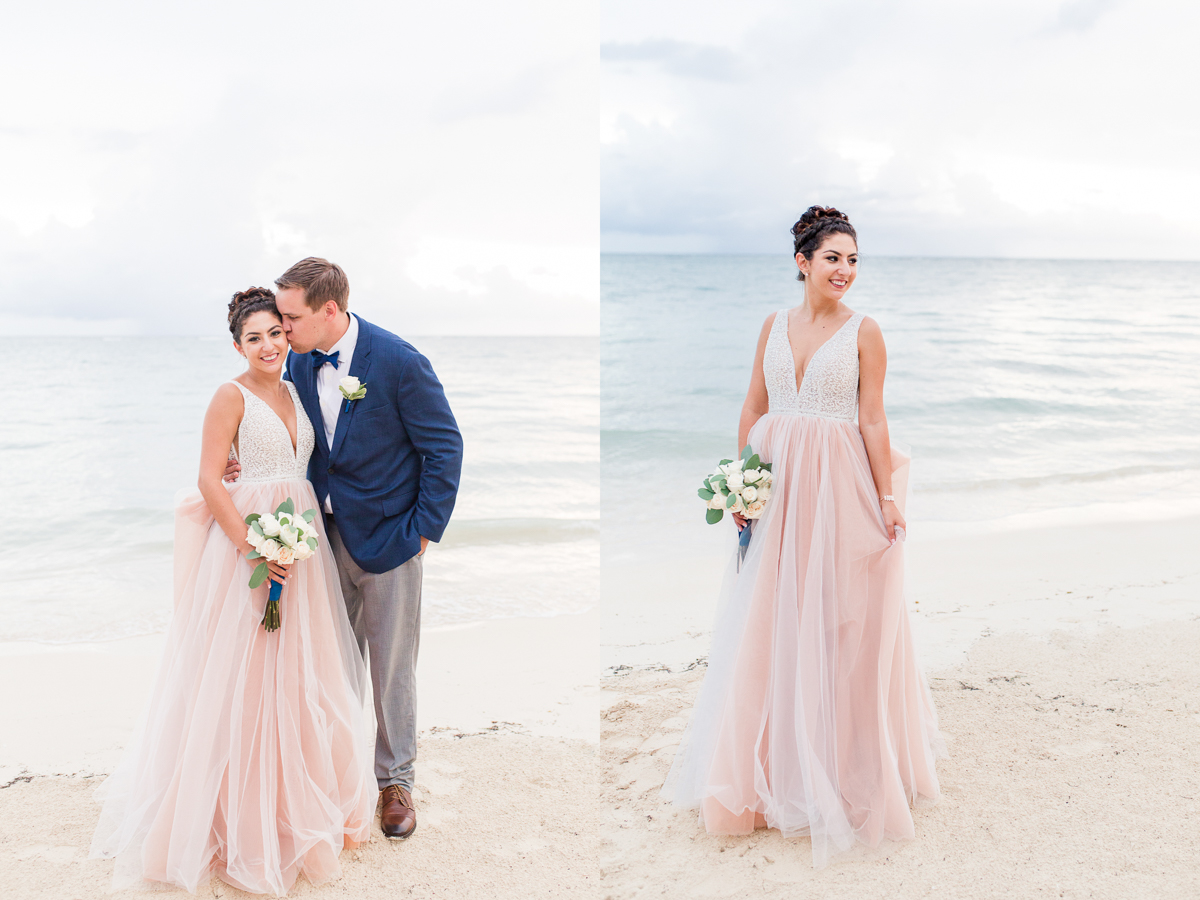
663, 413, 945, 867
90, 478, 375, 895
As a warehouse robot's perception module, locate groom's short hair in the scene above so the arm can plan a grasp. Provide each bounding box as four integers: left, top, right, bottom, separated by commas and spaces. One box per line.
275, 257, 350, 312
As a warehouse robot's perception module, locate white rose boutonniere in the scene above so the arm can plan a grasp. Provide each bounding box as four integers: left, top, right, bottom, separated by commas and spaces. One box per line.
338, 375, 367, 413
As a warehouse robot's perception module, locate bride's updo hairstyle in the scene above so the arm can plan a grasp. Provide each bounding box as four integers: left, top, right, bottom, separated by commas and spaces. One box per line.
791, 206, 857, 281
227, 286, 280, 343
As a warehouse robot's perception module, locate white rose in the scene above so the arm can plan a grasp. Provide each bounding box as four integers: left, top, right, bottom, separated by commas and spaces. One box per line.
339, 375, 361, 394
707, 493, 726, 510
279, 525, 299, 547
747, 500, 766, 517
276, 545, 296, 565
756, 485, 771, 503
730, 494, 746, 514
259, 539, 281, 561
741, 485, 757, 503
743, 469, 761, 484
259, 514, 281, 537
293, 544, 313, 561
725, 471, 744, 490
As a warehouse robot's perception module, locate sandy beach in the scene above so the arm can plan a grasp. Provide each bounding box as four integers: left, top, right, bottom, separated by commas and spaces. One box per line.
0, 610, 601, 899
4, 515, 1200, 898
600, 515, 1200, 898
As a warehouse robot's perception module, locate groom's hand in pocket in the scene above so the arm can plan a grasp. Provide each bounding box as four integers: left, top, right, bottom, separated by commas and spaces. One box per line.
418, 537, 429, 557
223, 458, 241, 483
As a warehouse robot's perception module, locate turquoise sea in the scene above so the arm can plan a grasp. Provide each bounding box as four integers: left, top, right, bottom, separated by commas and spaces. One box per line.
0, 335, 598, 642
603, 255, 1200, 561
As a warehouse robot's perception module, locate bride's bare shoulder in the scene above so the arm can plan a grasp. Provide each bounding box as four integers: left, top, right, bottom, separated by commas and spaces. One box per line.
206, 381, 245, 422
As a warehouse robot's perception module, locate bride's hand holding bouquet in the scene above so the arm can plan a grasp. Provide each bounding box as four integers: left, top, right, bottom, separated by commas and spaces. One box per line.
243, 497, 319, 631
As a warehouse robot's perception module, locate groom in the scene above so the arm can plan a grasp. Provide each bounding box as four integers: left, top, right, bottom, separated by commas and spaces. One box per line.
271, 257, 462, 840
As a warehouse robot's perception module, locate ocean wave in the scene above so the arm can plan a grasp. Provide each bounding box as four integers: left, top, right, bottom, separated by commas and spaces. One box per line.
914, 463, 1200, 495
438, 517, 598, 547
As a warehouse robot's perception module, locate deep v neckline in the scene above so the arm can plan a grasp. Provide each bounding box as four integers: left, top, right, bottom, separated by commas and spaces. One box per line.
785, 309, 856, 394
237, 381, 300, 457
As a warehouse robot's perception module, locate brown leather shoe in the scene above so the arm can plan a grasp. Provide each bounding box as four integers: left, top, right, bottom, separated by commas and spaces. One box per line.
380, 785, 416, 840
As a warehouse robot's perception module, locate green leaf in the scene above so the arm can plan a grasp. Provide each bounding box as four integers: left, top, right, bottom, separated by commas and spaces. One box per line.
251, 521, 264, 536
741, 445, 754, 461
719, 458, 733, 467
697, 487, 715, 501
301, 509, 317, 522
248, 562, 269, 589
276, 497, 295, 516
705, 508, 724, 525
306, 537, 318, 549
244, 513, 261, 525
246, 549, 263, 560
725, 493, 738, 509
746, 453, 760, 470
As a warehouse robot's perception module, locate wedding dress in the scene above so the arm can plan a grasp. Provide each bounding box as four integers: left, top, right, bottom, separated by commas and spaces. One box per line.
91, 380, 374, 895
664, 310, 944, 867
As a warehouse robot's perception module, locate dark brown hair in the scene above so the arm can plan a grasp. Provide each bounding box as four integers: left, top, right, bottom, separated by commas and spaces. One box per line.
227, 286, 280, 342
791, 206, 857, 281
274, 257, 350, 312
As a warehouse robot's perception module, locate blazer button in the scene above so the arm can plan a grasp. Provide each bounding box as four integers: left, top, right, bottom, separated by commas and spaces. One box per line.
327, 465, 334, 474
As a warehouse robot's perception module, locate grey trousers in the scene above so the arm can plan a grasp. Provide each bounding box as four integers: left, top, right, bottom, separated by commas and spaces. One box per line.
327, 520, 422, 792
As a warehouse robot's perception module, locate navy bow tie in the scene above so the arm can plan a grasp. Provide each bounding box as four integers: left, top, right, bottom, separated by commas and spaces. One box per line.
312, 350, 340, 369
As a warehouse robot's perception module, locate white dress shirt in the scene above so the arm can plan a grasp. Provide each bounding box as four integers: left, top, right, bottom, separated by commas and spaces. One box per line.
315, 313, 359, 512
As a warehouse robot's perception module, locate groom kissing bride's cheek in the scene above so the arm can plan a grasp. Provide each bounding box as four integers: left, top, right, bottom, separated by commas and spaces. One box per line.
228, 257, 465, 841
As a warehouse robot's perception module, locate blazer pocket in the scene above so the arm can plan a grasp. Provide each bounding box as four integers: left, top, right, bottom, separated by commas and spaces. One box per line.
356, 405, 390, 422
381, 487, 419, 517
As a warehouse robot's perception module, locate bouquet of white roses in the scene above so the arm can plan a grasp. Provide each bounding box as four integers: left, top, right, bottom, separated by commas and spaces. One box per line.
244, 497, 319, 631
698, 445, 773, 525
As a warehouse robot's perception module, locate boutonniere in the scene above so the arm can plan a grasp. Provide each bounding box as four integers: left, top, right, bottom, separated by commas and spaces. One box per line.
338, 376, 367, 413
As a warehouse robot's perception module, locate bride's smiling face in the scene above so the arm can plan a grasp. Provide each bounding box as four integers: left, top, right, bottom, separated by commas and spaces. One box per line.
236, 311, 288, 374
797, 233, 858, 301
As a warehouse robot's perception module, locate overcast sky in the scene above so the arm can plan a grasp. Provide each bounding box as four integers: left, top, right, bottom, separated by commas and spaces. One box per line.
602, 0, 1200, 260
1, 1, 596, 336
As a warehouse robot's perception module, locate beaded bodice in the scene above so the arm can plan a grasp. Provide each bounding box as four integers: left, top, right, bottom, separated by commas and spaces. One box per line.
763, 309, 865, 421
229, 381, 314, 482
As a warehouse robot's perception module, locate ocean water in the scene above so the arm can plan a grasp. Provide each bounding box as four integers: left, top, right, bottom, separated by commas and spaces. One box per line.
1, 335, 598, 643
603, 255, 1200, 560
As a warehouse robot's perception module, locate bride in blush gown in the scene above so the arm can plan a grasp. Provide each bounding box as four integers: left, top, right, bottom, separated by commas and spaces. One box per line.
91, 288, 375, 895
663, 207, 945, 867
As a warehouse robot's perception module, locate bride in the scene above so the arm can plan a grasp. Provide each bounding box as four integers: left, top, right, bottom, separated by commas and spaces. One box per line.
91, 287, 375, 894
663, 207, 945, 866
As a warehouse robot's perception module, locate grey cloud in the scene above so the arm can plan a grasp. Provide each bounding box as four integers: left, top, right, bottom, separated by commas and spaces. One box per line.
602, 40, 745, 82
1050, 0, 1120, 34
602, 0, 1200, 260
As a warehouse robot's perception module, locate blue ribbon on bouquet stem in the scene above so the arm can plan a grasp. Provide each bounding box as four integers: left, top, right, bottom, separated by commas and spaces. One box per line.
737, 519, 753, 571
263, 578, 283, 631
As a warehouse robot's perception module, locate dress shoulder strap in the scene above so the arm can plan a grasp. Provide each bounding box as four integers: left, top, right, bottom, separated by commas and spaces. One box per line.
768, 308, 789, 345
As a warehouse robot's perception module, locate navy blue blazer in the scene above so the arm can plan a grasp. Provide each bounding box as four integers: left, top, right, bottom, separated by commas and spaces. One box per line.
286, 315, 463, 574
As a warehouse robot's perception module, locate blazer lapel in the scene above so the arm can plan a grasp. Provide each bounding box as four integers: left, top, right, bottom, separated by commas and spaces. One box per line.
289, 350, 326, 458
329, 315, 373, 463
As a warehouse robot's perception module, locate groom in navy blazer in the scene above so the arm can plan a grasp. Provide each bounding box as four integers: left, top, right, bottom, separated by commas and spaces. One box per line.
275, 257, 462, 840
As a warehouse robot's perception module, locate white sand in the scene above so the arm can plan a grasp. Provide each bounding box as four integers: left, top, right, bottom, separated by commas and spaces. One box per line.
2, 732, 600, 900
0, 609, 599, 898
5, 516, 1200, 897
600, 516, 1200, 898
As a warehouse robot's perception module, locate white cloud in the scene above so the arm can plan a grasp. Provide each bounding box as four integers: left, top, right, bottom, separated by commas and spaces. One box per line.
0, 0, 597, 336
602, 0, 1200, 259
